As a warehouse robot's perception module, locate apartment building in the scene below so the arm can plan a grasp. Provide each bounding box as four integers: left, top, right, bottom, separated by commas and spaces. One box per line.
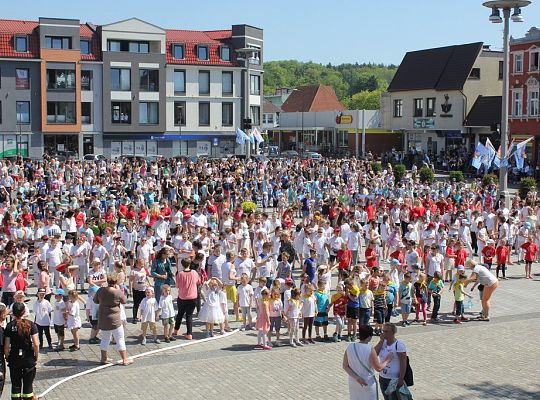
0, 17, 263, 158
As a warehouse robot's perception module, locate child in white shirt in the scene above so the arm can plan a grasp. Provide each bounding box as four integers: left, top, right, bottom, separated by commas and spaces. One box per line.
237, 273, 254, 330
138, 287, 159, 345
33, 288, 53, 349
52, 288, 67, 350
158, 284, 176, 343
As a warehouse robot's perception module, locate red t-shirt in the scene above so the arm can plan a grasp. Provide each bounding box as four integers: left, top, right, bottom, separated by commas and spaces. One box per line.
389, 250, 404, 265
481, 246, 496, 263
337, 249, 352, 270
521, 242, 538, 262
455, 249, 468, 267
495, 246, 509, 264
365, 247, 377, 268
331, 294, 348, 316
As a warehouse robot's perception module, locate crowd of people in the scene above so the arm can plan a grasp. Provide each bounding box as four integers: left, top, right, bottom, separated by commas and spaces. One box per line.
0, 154, 536, 399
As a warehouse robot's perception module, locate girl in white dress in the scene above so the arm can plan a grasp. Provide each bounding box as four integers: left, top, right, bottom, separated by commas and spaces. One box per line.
199, 278, 225, 337
66, 290, 84, 351
343, 326, 392, 400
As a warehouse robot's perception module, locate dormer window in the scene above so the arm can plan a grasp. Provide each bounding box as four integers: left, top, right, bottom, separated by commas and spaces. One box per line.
220, 46, 231, 61
172, 44, 184, 59
197, 45, 209, 60
14, 36, 28, 52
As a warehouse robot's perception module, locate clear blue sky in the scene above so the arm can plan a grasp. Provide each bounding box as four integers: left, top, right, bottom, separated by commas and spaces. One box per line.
5, 0, 540, 65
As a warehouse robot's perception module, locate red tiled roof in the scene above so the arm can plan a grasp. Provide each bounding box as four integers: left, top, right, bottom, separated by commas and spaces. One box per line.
165, 29, 238, 66
0, 19, 40, 58
79, 24, 101, 61
205, 30, 232, 40
281, 85, 345, 112
0, 19, 38, 34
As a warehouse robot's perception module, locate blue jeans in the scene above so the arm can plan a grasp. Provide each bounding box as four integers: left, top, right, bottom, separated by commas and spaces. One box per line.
379, 377, 400, 400
358, 308, 371, 326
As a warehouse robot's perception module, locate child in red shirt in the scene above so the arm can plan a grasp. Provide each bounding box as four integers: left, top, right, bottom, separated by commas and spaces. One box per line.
330, 283, 348, 342
481, 240, 496, 270
496, 238, 510, 280
444, 239, 457, 282
365, 241, 378, 269
454, 242, 468, 269
520, 235, 537, 279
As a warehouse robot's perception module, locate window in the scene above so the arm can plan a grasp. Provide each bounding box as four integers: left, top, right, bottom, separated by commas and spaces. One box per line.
81, 70, 93, 91
199, 102, 210, 126
426, 97, 436, 117
45, 36, 72, 49
16, 101, 30, 123
108, 40, 148, 53
529, 90, 538, 116
469, 68, 481, 79
393, 99, 402, 117
250, 74, 261, 95
250, 105, 260, 126
531, 51, 539, 72
413, 98, 423, 117
108, 40, 121, 52
15, 69, 30, 90
197, 45, 209, 60
129, 41, 149, 53
499, 61, 504, 80
46, 102, 76, 124
173, 70, 186, 94
110, 68, 131, 91
221, 46, 231, 61
14, 36, 28, 52
46, 69, 76, 90
139, 69, 159, 92
222, 72, 233, 96
263, 113, 274, 124
513, 90, 523, 116
174, 101, 186, 125
338, 130, 349, 147
81, 102, 91, 124
111, 102, 131, 124
172, 44, 184, 59
514, 53, 523, 73
199, 71, 210, 95
222, 102, 233, 126
80, 40, 90, 55
139, 102, 159, 124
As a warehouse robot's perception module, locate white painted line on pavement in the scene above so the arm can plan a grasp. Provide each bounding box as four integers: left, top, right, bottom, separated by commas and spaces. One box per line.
38, 329, 239, 399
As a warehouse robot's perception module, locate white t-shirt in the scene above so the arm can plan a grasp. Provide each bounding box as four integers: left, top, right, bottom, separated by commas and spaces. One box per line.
158, 294, 175, 319
379, 339, 407, 379
52, 299, 66, 326
473, 264, 498, 287
139, 297, 158, 322
237, 283, 254, 307
32, 299, 53, 326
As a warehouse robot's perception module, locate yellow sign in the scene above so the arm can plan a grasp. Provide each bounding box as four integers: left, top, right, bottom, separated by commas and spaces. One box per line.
336, 115, 353, 124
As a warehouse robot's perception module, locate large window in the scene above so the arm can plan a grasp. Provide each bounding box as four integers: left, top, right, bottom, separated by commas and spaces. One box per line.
426, 97, 436, 117
222, 102, 233, 126
250, 74, 261, 95
338, 130, 349, 147
139, 69, 159, 92
263, 113, 274, 124
110, 68, 131, 91
16, 69, 30, 90
45, 36, 72, 49
174, 101, 186, 126
250, 105, 260, 126
499, 61, 504, 80
197, 45, 209, 60
222, 71, 233, 96
111, 102, 131, 124
413, 98, 423, 117
108, 40, 149, 53
529, 90, 539, 116
172, 44, 184, 59
221, 46, 231, 61
81, 70, 93, 91
80, 39, 90, 55
513, 90, 522, 116
174, 70, 186, 94
46, 69, 76, 90
81, 102, 91, 124
47, 102, 76, 124
393, 99, 403, 117
16, 101, 30, 123
531, 51, 540, 72
199, 102, 210, 126
14, 36, 28, 52
199, 71, 210, 95
514, 53, 523, 73
139, 102, 159, 124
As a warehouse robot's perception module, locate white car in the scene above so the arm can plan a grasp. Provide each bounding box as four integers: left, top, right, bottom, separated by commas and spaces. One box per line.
83, 154, 106, 161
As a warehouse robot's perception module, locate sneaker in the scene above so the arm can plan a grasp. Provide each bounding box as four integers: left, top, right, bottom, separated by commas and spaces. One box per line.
333, 334, 339, 343
255, 344, 263, 348
169, 336, 176, 341
141, 337, 147, 345
209, 331, 214, 337
48, 345, 54, 350
185, 334, 193, 340
154, 338, 160, 344
401, 321, 407, 327
164, 337, 170, 343
274, 341, 280, 347
337, 335, 342, 342
296, 340, 304, 346
308, 339, 315, 344
205, 331, 211, 338
56, 345, 65, 351
422, 321, 427, 326
290, 341, 297, 348
405, 321, 411, 326
453, 319, 462, 324
262, 345, 272, 350
323, 335, 329, 341
239, 326, 246, 332
88, 337, 100, 344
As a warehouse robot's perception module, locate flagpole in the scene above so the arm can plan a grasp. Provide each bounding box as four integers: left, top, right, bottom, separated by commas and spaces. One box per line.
499, 6, 511, 207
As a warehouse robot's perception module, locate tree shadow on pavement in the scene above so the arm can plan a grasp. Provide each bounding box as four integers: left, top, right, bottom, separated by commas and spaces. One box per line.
452, 382, 540, 400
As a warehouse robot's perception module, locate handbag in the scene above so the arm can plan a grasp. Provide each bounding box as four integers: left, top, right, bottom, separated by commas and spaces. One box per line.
395, 341, 414, 387
352, 344, 379, 400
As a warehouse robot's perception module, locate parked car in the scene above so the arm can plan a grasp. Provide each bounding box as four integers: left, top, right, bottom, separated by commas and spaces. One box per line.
266, 145, 280, 158
251, 154, 269, 163
83, 154, 107, 161
302, 151, 322, 160
280, 150, 300, 158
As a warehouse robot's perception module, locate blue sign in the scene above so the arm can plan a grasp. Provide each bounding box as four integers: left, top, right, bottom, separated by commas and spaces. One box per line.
213, 138, 219, 146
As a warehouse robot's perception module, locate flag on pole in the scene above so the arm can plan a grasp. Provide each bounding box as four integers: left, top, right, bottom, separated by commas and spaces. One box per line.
493, 145, 502, 168
252, 127, 264, 144
514, 136, 534, 170
471, 143, 486, 170
236, 128, 247, 145
484, 138, 497, 168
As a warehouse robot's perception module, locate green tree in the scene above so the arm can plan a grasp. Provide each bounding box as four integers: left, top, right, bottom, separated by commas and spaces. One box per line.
346, 90, 382, 110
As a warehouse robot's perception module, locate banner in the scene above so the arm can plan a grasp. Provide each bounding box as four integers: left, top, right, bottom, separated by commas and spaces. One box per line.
252, 127, 264, 144
514, 136, 534, 170
472, 143, 486, 170
484, 138, 497, 168
236, 128, 247, 145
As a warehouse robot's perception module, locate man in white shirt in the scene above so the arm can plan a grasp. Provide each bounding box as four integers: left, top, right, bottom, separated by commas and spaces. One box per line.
207, 244, 226, 279
121, 222, 138, 267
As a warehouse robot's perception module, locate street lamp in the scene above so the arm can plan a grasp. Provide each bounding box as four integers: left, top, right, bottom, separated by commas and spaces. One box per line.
483, 0, 530, 207
236, 47, 260, 159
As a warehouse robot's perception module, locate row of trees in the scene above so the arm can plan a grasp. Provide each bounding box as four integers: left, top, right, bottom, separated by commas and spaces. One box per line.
263, 60, 397, 110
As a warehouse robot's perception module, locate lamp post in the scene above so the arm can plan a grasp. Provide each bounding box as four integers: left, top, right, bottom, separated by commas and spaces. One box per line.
483, 0, 530, 207
236, 48, 259, 159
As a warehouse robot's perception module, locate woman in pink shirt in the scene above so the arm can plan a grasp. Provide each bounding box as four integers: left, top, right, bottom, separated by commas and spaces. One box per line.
173, 258, 200, 340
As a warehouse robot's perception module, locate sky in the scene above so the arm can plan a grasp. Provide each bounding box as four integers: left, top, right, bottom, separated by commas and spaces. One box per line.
4, 0, 540, 65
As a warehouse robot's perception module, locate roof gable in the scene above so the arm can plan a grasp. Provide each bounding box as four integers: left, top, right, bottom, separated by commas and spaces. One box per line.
101, 17, 165, 34
388, 42, 483, 92
281, 85, 345, 112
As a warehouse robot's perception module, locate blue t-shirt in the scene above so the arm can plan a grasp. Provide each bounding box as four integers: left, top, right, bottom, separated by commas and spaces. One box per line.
386, 283, 398, 305
304, 258, 316, 282
314, 291, 329, 314
428, 279, 444, 294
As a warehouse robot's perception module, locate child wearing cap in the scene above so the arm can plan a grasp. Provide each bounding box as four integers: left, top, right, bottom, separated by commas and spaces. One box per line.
520, 234, 537, 280
481, 240, 496, 270
52, 289, 66, 350
32, 288, 53, 350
